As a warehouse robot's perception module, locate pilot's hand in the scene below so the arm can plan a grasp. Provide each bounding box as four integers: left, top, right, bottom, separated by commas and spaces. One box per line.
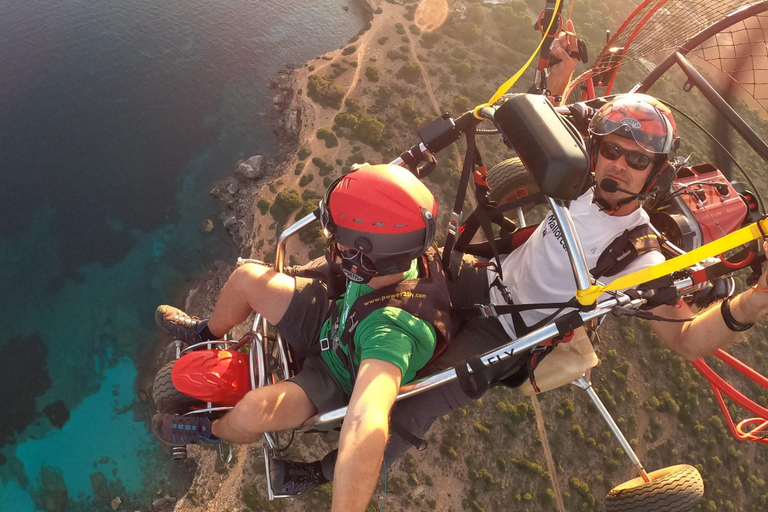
548, 19, 580, 101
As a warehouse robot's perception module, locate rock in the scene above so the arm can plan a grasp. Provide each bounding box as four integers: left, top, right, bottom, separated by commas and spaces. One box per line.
202, 219, 214, 233
91, 472, 110, 506
152, 495, 177, 511
111, 496, 122, 510
37, 466, 68, 512
236, 155, 264, 180
226, 180, 239, 195
221, 214, 237, 229
43, 400, 70, 429
343, 5, 349, 11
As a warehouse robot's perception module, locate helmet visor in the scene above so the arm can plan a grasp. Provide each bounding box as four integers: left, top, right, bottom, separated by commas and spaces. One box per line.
590, 101, 674, 155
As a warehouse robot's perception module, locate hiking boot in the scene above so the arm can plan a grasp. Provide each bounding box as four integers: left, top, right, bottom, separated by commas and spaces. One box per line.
155, 305, 210, 344
271, 459, 326, 495
151, 413, 218, 446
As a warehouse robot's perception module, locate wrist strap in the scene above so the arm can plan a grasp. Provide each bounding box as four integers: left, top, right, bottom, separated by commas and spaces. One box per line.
720, 296, 754, 332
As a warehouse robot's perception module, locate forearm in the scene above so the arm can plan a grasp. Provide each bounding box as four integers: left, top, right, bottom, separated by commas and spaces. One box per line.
671, 286, 768, 360
331, 412, 389, 512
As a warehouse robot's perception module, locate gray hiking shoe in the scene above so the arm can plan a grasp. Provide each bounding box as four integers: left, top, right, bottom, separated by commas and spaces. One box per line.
155, 305, 210, 344
151, 413, 218, 446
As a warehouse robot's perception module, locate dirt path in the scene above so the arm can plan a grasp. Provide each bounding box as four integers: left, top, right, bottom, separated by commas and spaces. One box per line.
530, 394, 567, 512
406, 33, 464, 167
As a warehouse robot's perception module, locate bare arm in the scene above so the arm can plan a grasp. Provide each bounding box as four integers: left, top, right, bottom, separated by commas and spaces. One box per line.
331, 358, 401, 512
547, 19, 579, 103
650, 242, 768, 360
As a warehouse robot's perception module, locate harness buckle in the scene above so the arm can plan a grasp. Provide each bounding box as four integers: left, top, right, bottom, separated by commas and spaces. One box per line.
447, 211, 462, 237
476, 303, 498, 319
319, 338, 331, 352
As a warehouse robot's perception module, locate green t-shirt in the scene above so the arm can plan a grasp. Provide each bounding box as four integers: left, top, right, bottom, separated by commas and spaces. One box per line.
319, 259, 437, 396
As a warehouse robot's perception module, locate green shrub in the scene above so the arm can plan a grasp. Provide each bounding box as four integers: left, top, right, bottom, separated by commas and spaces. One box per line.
365, 66, 380, 82
299, 173, 314, 187
307, 74, 345, 109
297, 200, 323, 243
450, 61, 472, 80
395, 23, 405, 35
294, 162, 305, 175
297, 147, 311, 160
345, 98, 364, 114
269, 189, 302, 224
323, 176, 333, 187
404, 12, 414, 21
324, 133, 338, 148
377, 36, 389, 45
355, 116, 386, 146
397, 61, 422, 84
257, 199, 270, 215
453, 94, 471, 113
342, 45, 357, 56
409, 24, 421, 35
317, 128, 332, 139
334, 112, 359, 128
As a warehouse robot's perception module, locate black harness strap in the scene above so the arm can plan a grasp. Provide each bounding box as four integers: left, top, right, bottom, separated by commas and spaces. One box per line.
443, 128, 478, 281
455, 355, 490, 399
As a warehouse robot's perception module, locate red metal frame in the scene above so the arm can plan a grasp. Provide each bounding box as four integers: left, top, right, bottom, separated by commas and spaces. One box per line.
690, 350, 768, 443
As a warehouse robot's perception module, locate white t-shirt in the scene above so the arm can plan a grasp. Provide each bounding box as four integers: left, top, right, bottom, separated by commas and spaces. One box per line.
488, 189, 665, 339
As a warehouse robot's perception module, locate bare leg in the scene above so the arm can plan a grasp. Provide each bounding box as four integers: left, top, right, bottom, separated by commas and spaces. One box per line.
207, 263, 296, 337
212, 381, 317, 444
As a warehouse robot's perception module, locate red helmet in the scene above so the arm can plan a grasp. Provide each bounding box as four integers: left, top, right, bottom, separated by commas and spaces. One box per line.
589, 94, 679, 194
320, 164, 437, 283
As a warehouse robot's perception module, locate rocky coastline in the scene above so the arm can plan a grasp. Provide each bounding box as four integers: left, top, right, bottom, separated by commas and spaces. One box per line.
144, 3, 379, 509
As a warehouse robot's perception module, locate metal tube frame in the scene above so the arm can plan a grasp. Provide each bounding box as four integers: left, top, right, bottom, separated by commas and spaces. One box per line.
572, 376, 651, 483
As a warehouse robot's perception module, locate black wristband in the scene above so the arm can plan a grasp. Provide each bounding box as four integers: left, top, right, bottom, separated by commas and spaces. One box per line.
720, 296, 754, 332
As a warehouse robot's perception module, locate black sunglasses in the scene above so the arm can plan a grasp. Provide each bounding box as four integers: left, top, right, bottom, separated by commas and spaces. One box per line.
599, 141, 655, 171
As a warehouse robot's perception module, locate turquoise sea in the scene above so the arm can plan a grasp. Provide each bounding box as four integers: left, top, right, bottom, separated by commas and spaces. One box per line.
0, 1, 365, 509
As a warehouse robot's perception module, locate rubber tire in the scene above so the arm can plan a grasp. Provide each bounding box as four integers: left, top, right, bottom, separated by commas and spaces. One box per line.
486, 157, 541, 214
605, 464, 704, 512
152, 361, 204, 414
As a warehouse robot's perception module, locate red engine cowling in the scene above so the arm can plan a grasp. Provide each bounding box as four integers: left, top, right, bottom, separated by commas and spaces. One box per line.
650, 164, 749, 252
171, 350, 252, 405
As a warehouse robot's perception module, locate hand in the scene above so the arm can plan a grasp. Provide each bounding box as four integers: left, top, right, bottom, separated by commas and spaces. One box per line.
755, 239, 768, 290
548, 19, 579, 100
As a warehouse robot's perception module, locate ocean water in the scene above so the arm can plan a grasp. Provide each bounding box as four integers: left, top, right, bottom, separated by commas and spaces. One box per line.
0, 0, 365, 509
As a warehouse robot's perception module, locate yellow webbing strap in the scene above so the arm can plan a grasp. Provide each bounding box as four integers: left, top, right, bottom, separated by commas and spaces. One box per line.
473, 0, 562, 119
576, 219, 768, 306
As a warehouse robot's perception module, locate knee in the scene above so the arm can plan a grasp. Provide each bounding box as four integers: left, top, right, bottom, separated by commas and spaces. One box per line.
230, 262, 273, 290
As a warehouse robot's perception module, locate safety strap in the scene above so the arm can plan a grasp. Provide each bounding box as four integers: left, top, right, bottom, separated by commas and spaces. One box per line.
442, 128, 478, 281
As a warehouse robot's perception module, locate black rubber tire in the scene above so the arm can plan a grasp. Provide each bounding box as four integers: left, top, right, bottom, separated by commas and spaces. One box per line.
605, 464, 704, 512
486, 157, 541, 213
152, 361, 203, 414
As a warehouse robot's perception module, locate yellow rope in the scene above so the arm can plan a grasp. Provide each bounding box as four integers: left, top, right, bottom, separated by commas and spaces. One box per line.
472, 0, 563, 119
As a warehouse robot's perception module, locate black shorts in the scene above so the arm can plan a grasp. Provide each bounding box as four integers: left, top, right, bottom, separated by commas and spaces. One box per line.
274, 276, 347, 420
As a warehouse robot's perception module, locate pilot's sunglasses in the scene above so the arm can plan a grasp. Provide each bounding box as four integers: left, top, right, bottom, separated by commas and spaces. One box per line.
599, 141, 655, 171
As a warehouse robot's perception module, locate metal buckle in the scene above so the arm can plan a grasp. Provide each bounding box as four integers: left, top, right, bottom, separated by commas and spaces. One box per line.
319, 338, 331, 351
476, 303, 498, 319
447, 211, 462, 237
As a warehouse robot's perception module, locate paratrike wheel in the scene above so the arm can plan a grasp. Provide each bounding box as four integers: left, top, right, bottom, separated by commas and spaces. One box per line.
486, 157, 541, 218
152, 361, 204, 414
605, 464, 704, 512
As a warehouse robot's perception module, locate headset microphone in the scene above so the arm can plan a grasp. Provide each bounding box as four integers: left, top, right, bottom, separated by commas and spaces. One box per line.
600, 178, 656, 199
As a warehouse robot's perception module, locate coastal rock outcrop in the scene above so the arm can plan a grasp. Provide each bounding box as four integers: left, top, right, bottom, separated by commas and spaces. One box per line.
235, 155, 264, 180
